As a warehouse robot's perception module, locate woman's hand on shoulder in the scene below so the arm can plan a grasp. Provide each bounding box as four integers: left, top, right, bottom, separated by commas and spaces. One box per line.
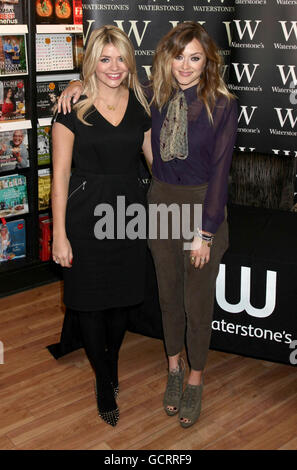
52, 235, 73, 268
58, 81, 83, 114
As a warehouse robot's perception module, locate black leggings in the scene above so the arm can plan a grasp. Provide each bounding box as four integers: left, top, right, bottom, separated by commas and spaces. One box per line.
77, 308, 128, 382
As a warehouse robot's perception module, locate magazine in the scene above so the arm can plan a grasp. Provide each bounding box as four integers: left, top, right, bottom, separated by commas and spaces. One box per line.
73, 0, 82, 25
36, 0, 79, 25
0, 0, 24, 25
36, 79, 69, 118
0, 218, 26, 262
39, 213, 52, 261
37, 125, 51, 166
0, 173, 28, 218
73, 34, 83, 70
0, 128, 29, 172
38, 167, 51, 210
35, 0, 54, 24
0, 34, 28, 76
0, 79, 25, 121
36, 34, 73, 72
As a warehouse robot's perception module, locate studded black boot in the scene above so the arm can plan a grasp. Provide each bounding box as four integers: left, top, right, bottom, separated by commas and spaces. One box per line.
94, 377, 119, 427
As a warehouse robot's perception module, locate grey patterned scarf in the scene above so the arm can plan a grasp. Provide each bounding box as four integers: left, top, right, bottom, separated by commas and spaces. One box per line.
160, 90, 188, 162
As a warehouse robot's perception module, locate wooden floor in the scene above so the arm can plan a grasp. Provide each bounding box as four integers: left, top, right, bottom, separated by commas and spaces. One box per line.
0, 281, 296, 451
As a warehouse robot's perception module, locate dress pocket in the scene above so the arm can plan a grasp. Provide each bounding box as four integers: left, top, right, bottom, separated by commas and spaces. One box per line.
67, 180, 87, 201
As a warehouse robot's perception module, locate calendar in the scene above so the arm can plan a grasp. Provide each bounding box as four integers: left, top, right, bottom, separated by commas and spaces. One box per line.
36, 34, 73, 71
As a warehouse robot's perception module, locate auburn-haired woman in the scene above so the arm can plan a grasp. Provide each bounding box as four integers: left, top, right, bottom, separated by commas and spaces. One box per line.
51, 25, 152, 427
148, 22, 238, 427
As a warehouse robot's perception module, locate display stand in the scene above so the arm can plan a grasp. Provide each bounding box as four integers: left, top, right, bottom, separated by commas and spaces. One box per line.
0, 1, 82, 297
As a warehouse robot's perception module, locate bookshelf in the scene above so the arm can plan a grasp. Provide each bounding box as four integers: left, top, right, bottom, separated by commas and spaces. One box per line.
0, 1, 82, 297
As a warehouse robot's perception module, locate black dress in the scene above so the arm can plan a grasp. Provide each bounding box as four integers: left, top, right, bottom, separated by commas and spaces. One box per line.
55, 91, 151, 312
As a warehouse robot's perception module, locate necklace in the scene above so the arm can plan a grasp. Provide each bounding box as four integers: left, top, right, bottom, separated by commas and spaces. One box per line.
97, 94, 122, 112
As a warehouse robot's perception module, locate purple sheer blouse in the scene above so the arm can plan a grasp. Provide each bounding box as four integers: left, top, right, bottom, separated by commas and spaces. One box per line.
151, 85, 238, 234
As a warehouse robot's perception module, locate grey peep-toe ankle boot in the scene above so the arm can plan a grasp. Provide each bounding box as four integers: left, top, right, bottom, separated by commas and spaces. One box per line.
179, 381, 203, 428
163, 358, 185, 416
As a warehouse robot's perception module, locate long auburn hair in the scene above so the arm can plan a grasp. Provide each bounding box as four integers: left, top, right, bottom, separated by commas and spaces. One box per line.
151, 21, 234, 122
75, 25, 150, 125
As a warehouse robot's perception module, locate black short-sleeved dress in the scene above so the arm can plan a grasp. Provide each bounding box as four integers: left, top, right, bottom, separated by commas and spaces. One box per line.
54, 90, 151, 312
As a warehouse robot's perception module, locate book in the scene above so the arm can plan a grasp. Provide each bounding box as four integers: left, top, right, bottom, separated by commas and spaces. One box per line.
73, 0, 82, 25
0, 173, 28, 218
73, 34, 83, 70
0, 128, 29, 172
54, 0, 73, 24
0, 218, 26, 262
36, 33, 73, 72
38, 167, 51, 210
37, 125, 51, 166
35, 0, 54, 24
39, 213, 52, 261
36, 0, 80, 25
0, 34, 28, 76
0, 79, 25, 121
36, 79, 69, 118
0, 0, 24, 25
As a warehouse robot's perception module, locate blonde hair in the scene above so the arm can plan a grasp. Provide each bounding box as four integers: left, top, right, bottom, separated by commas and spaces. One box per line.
151, 21, 235, 122
74, 25, 150, 125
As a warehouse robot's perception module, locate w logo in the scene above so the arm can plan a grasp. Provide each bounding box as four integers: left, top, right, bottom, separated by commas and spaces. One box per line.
279, 21, 297, 41
274, 108, 297, 128
113, 20, 151, 47
223, 20, 261, 46
232, 63, 259, 83
233, 20, 262, 40
216, 265, 277, 318
277, 65, 297, 86
238, 106, 258, 126
84, 20, 152, 47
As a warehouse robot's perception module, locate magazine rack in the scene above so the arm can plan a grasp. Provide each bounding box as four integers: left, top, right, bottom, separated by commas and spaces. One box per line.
0, 1, 82, 297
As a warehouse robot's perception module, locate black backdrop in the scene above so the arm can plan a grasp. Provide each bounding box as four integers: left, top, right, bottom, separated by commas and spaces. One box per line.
82, 0, 297, 200
228, 1, 297, 185
82, 0, 234, 82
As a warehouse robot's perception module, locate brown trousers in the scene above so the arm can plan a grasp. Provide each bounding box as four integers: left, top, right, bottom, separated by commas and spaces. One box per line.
147, 177, 229, 370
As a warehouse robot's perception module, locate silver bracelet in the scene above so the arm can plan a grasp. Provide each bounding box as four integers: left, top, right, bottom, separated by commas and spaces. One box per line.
69, 78, 82, 84
196, 228, 214, 245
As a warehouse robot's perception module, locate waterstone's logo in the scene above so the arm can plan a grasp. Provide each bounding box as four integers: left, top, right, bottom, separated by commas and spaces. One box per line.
223, 20, 263, 48
273, 65, 297, 104
216, 265, 277, 318
275, 21, 297, 50
229, 63, 262, 93
237, 105, 260, 135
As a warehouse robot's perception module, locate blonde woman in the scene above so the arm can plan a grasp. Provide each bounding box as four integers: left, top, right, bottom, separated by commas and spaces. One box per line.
51, 25, 152, 427
59, 22, 238, 429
